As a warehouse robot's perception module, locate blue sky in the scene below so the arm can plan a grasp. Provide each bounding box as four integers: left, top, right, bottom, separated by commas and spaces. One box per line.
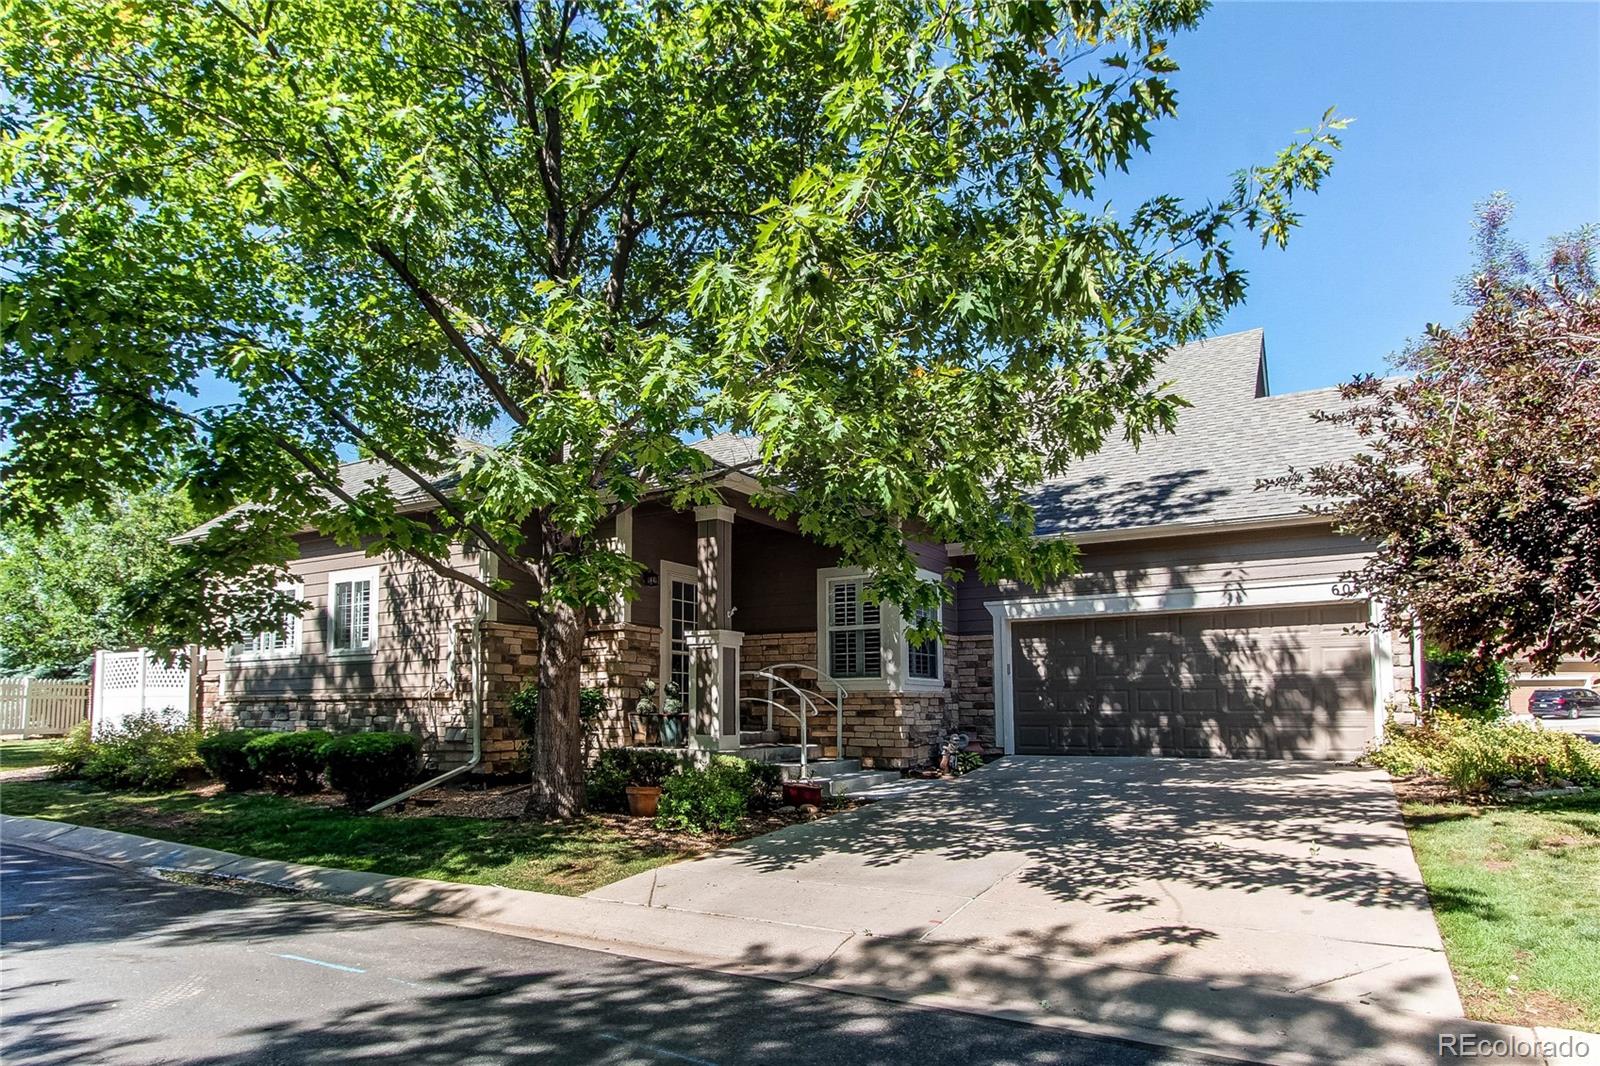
1129, 0, 1600, 394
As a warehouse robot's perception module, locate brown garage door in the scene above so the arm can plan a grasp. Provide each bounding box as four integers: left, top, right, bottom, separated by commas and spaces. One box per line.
1011, 604, 1374, 759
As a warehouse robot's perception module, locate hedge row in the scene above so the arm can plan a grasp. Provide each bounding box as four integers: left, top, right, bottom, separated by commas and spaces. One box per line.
196, 728, 419, 806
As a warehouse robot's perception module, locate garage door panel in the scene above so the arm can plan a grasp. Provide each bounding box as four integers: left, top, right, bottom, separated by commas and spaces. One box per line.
1011, 604, 1374, 760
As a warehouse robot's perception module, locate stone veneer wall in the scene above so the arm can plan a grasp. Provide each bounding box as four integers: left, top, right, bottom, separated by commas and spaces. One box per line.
478, 620, 662, 774
945, 632, 996, 747
201, 623, 480, 771
201, 620, 664, 777
741, 630, 960, 769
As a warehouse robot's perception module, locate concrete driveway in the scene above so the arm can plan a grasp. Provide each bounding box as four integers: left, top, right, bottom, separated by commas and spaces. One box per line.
593, 757, 1463, 1060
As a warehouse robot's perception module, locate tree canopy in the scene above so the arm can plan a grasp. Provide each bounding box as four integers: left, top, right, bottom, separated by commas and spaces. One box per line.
0, 489, 200, 676
1275, 195, 1598, 672
2, 0, 1343, 812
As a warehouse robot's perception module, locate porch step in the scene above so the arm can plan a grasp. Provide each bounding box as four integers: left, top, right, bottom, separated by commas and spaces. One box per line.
819, 769, 904, 797
737, 743, 820, 765
778, 758, 859, 780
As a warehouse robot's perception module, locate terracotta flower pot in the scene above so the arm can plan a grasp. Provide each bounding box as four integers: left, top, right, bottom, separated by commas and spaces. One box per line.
782, 781, 824, 807
625, 785, 662, 817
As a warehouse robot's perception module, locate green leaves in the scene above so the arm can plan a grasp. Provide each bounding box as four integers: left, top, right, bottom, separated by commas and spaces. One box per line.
2, 0, 1343, 641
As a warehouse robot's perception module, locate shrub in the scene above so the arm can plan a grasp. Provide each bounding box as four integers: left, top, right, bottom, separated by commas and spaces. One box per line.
1424, 650, 1511, 719
321, 732, 420, 808
196, 729, 267, 790
746, 760, 784, 811
51, 719, 95, 779
511, 685, 608, 769
1368, 712, 1600, 793
244, 729, 333, 793
655, 758, 750, 834
77, 709, 204, 790
956, 751, 984, 774
584, 748, 688, 812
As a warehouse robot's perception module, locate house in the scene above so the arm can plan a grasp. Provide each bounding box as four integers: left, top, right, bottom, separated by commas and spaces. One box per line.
182, 328, 1418, 783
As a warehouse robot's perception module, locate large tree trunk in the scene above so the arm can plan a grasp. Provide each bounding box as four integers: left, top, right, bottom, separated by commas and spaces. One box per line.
526, 599, 588, 818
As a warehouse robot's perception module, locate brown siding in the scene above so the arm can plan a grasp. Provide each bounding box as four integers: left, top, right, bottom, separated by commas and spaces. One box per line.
209, 532, 480, 702
951, 526, 1370, 635
628, 502, 697, 626
731, 523, 840, 632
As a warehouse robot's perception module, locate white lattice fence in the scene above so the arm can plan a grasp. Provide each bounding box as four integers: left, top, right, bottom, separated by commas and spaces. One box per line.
92, 649, 195, 732
0, 678, 90, 736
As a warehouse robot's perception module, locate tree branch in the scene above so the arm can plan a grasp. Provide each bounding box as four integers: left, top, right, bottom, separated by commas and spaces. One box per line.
369, 241, 530, 423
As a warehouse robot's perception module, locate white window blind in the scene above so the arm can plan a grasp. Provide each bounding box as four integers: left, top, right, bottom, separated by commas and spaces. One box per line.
329, 570, 377, 653
828, 579, 881, 678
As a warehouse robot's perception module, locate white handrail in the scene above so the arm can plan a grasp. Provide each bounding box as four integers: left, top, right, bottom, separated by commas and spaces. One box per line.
756, 662, 847, 759
739, 670, 823, 777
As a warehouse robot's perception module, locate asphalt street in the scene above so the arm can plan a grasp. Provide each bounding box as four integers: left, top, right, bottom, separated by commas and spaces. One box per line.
0, 843, 1222, 1066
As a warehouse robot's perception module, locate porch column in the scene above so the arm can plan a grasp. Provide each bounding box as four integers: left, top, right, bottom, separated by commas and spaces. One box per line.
688, 503, 742, 752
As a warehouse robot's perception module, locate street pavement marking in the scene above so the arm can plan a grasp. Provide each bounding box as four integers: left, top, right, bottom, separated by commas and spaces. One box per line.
273, 953, 366, 974
598, 1032, 722, 1066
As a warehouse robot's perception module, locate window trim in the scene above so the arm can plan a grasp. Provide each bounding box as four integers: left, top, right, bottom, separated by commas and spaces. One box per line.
327, 566, 381, 659
229, 579, 304, 663
815, 566, 945, 694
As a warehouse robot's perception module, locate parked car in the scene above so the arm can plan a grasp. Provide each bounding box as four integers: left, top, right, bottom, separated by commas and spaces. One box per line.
1528, 688, 1600, 719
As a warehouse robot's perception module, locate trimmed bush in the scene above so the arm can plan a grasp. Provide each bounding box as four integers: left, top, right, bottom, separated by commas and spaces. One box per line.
74, 709, 204, 790
321, 732, 421, 808
1369, 712, 1600, 793
51, 719, 95, 779
585, 748, 687, 812
244, 729, 333, 793
654, 757, 750, 833
196, 729, 267, 790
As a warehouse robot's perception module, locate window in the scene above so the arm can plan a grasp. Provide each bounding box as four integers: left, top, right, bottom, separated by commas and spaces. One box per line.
658, 561, 699, 701
827, 578, 882, 679
817, 566, 946, 692
907, 607, 941, 681
668, 576, 698, 696
328, 567, 379, 655
234, 582, 302, 660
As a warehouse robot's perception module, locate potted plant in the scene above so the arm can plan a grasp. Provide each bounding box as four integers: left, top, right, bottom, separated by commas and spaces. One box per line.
623, 749, 683, 817
782, 777, 825, 807
635, 680, 688, 747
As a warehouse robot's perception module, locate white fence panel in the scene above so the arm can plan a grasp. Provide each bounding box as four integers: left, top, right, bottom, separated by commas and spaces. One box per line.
91, 649, 195, 733
0, 678, 91, 736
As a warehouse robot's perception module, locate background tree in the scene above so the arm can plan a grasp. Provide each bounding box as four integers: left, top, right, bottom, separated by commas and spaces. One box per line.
1273, 194, 1598, 672
0, 489, 199, 676
2, 0, 1343, 815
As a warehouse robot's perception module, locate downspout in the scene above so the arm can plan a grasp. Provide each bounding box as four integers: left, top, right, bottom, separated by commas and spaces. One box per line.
368, 586, 488, 813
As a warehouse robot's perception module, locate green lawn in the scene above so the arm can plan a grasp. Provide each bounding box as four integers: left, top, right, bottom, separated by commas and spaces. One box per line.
1402, 791, 1600, 1031
0, 777, 703, 896
0, 738, 62, 772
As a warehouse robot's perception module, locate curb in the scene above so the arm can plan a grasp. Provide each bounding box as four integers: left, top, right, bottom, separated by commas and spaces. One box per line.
4, 813, 1594, 1066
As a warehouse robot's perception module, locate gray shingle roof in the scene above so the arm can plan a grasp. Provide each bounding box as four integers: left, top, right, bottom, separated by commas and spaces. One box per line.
173, 455, 459, 544
176, 329, 1360, 544
690, 327, 1363, 539
1027, 329, 1360, 537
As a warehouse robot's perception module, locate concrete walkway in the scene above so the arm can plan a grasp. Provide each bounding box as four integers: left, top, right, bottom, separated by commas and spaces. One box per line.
6, 759, 1594, 1066
592, 757, 1472, 1060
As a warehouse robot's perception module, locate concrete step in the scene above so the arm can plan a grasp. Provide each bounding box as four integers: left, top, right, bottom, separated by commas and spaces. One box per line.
821, 769, 903, 796
778, 758, 860, 781
737, 743, 820, 765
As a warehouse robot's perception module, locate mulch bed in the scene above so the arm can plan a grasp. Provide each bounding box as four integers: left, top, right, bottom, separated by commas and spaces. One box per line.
392, 778, 866, 847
